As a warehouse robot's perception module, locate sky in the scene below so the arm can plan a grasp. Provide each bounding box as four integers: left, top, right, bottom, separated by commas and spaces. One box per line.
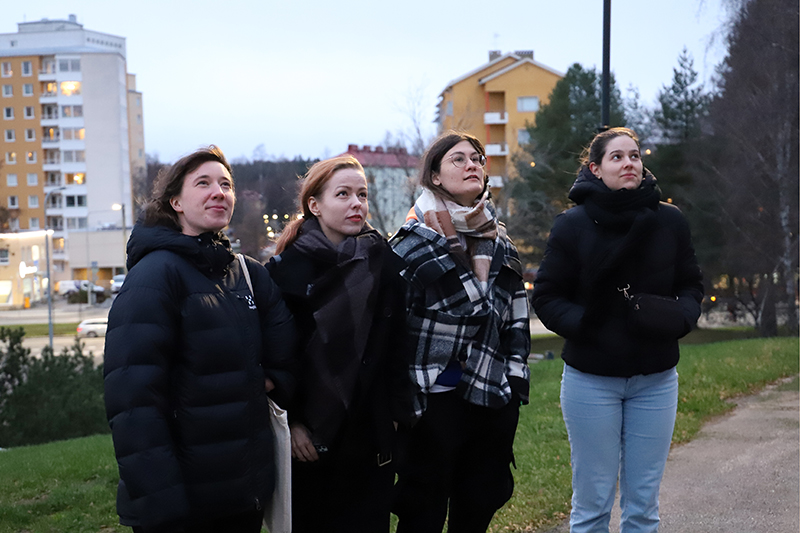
4, 0, 729, 163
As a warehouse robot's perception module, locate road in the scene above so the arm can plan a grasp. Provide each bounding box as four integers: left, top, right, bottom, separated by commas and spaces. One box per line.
23, 335, 106, 366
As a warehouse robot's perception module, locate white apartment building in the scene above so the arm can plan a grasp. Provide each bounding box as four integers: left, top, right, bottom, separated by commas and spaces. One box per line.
0, 15, 144, 302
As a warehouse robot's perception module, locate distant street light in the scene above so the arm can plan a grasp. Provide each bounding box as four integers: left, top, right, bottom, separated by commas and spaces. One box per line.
112, 203, 127, 273
45, 186, 66, 351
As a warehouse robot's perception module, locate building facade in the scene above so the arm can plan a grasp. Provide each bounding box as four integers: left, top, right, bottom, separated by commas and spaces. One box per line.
437, 51, 562, 189
338, 144, 420, 237
0, 15, 143, 304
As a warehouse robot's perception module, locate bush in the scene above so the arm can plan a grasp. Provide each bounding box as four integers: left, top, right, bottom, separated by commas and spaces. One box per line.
67, 289, 106, 304
0, 327, 108, 448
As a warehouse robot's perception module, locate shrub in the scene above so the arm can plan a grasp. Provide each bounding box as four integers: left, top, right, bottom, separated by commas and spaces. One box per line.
0, 328, 108, 448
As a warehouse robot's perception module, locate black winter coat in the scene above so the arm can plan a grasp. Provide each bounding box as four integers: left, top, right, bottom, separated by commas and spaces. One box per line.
267, 239, 415, 458
532, 169, 703, 377
104, 224, 296, 530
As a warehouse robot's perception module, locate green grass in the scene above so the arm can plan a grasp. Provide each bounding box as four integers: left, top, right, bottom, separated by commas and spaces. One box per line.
1, 336, 797, 533
19, 323, 81, 337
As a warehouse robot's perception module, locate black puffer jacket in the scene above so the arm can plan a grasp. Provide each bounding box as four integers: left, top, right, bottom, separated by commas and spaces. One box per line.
104, 224, 296, 530
532, 168, 703, 377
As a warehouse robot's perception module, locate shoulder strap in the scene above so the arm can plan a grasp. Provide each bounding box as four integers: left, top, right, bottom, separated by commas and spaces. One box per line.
237, 253, 254, 296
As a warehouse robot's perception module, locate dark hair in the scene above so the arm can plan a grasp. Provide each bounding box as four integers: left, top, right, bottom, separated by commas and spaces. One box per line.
420, 130, 487, 204
274, 155, 364, 254
578, 127, 640, 172
142, 145, 233, 231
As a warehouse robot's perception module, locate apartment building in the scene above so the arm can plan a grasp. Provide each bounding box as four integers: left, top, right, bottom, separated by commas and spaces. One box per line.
0, 15, 144, 305
437, 51, 562, 189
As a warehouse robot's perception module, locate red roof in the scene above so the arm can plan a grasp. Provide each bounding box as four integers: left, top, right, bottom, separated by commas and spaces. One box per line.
338, 145, 420, 169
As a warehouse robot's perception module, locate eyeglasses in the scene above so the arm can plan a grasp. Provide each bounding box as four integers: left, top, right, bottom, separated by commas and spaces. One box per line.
445, 153, 487, 168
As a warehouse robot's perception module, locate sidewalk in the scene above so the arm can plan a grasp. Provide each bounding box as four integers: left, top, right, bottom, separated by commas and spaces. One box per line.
0, 296, 111, 325
544, 377, 800, 533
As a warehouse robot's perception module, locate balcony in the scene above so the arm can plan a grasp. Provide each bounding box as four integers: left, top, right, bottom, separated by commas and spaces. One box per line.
485, 143, 508, 156
484, 112, 508, 125
42, 134, 61, 144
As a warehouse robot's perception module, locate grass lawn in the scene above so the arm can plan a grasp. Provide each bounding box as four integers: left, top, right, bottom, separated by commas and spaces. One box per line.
17, 323, 81, 338
0, 335, 796, 533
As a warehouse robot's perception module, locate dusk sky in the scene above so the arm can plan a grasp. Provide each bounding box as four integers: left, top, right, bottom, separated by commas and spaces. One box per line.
5, 0, 728, 163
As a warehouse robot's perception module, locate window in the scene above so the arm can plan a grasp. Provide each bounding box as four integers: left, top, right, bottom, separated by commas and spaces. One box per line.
22, 83, 33, 96
6, 174, 17, 186
25, 128, 34, 141
1, 62, 10, 77
517, 128, 531, 145
65, 195, 75, 207
27, 173, 37, 186
60, 81, 81, 96
2, 85, 12, 97
4, 107, 14, 119
75, 150, 85, 162
9, 218, 19, 231
61, 105, 82, 117
26, 151, 36, 163
62, 151, 74, 163
77, 195, 86, 207
63, 127, 85, 140
67, 217, 87, 229
42, 81, 56, 95
6, 152, 16, 164
137, 114, 142, 125
0, 249, 8, 265
446, 101, 453, 116
24, 106, 34, 119
29, 217, 40, 229
21, 61, 32, 76
28, 195, 39, 208
65, 172, 85, 185
517, 96, 540, 112
4, 129, 14, 142
8, 195, 18, 208
59, 59, 81, 72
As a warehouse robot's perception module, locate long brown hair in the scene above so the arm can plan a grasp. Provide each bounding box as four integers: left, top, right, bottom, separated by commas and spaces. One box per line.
578, 127, 640, 173
142, 145, 233, 231
274, 155, 364, 254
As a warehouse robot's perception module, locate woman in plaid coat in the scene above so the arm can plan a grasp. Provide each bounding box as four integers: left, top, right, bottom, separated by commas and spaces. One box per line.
390, 131, 531, 533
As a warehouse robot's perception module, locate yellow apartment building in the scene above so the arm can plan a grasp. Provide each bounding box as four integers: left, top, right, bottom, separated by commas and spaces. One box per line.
437, 51, 562, 189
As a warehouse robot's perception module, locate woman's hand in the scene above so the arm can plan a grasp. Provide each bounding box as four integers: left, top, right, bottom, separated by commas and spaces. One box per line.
290, 423, 319, 462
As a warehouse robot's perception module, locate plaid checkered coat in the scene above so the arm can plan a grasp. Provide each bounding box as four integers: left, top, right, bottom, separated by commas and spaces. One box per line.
391, 219, 530, 416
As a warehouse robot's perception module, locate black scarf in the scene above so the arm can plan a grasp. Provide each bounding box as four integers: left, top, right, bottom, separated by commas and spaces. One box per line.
194, 231, 235, 276
292, 218, 386, 446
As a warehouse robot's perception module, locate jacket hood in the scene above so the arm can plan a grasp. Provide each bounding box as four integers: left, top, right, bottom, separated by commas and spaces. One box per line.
126, 223, 233, 273
568, 166, 658, 205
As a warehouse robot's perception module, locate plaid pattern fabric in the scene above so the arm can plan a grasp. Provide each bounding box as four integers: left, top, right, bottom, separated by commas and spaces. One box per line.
391, 219, 530, 416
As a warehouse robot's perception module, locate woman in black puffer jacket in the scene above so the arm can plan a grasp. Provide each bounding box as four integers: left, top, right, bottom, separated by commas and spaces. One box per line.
104, 146, 296, 533
532, 128, 703, 533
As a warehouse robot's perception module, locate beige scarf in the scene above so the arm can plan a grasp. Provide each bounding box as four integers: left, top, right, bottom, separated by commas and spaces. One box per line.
413, 188, 498, 286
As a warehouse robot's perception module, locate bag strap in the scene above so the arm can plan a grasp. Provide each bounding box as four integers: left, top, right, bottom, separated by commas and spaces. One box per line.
237, 253, 254, 297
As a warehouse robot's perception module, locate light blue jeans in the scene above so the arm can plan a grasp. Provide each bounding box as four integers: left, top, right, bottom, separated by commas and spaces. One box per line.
560, 364, 678, 533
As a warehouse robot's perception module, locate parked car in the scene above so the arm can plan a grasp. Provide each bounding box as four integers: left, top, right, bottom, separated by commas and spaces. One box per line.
58, 280, 106, 297
111, 274, 126, 294
76, 318, 108, 338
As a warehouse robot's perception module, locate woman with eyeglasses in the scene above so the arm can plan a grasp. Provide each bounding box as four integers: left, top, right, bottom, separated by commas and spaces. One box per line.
390, 131, 530, 533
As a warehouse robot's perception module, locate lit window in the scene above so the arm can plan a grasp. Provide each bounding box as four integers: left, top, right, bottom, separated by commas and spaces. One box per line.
6, 152, 16, 164
517, 96, 540, 112
6, 174, 17, 186
21, 61, 32, 76
60, 81, 81, 96
66, 172, 86, 185
26, 151, 36, 163
74, 128, 85, 140
2, 85, 11, 97
8, 195, 18, 208
29, 217, 40, 229
24, 106, 34, 119
25, 129, 35, 141
27, 173, 37, 186
4, 129, 14, 142
1, 63, 10, 77
22, 84, 33, 96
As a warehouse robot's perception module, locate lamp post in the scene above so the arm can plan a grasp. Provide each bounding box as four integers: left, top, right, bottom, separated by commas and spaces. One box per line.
112, 203, 127, 273
44, 186, 66, 351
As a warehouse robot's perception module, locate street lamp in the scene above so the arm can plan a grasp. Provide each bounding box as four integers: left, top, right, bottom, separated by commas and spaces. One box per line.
111, 203, 127, 273
45, 186, 66, 351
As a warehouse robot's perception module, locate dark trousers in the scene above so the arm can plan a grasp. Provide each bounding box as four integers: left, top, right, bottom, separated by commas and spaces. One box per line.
291, 442, 395, 533
131, 508, 263, 533
393, 391, 520, 533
